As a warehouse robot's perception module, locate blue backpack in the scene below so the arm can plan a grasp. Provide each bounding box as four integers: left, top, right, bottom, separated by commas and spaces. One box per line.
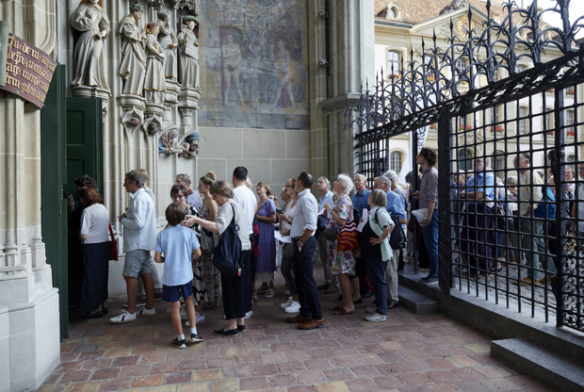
533, 186, 556, 219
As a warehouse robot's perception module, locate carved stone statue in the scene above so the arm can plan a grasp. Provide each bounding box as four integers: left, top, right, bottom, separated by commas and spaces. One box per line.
439, 0, 470, 15
71, 0, 111, 89
157, 8, 179, 81
119, 4, 147, 95
178, 133, 199, 158
178, 16, 200, 89
144, 22, 166, 104
158, 128, 181, 154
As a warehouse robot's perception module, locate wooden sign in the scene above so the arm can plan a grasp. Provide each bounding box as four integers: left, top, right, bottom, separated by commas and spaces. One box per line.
0, 34, 57, 108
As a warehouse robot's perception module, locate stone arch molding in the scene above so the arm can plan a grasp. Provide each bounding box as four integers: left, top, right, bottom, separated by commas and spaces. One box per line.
70, 0, 202, 158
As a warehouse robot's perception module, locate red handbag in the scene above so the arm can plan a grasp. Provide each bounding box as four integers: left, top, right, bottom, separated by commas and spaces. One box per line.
337, 221, 360, 252
108, 223, 118, 261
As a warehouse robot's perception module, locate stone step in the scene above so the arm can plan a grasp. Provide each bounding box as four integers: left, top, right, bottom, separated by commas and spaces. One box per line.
398, 285, 440, 314
491, 338, 584, 392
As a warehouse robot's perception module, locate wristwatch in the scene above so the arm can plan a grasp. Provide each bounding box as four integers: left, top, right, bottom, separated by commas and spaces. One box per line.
297, 241, 304, 251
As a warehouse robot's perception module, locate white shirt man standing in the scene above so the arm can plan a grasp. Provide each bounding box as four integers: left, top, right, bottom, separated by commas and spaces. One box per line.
110, 170, 157, 323
232, 166, 257, 317
316, 177, 338, 293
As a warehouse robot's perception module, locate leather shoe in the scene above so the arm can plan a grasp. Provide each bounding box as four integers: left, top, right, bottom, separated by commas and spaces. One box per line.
361, 291, 373, 299
387, 301, 399, 310
286, 314, 312, 323
298, 318, 325, 330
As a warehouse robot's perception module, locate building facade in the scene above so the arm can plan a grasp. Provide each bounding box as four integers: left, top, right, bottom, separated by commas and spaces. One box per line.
0, 0, 374, 390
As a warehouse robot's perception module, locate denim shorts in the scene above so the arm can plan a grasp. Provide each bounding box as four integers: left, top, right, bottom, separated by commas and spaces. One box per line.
162, 281, 193, 303
123, 249, 153, 278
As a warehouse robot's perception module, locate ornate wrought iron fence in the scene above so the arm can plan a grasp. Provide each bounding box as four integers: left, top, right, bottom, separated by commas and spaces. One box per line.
347, 0, 584, 332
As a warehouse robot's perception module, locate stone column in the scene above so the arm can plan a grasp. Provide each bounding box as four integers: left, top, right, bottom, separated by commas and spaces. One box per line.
308, 0, 375, 178
0, 12, 60, 392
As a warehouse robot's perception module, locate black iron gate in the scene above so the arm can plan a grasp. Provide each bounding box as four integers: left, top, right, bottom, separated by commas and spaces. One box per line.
348, 0, 584, 332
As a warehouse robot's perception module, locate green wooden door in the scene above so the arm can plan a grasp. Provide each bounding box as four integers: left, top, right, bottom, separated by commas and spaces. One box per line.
41, 64, 68, 340
65, 97, 103, 200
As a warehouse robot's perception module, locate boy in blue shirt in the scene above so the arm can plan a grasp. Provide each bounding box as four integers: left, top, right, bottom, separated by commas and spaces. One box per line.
154, 203, 205, 349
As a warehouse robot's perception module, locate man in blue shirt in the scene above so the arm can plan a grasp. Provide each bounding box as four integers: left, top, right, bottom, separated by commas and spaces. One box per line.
459, 157, 495, 277
352, 173, 373, 298
316, 177, 338, 293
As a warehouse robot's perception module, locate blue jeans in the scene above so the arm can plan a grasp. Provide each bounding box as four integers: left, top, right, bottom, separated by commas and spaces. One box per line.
364, 258, 387, 315
422, 210, 439, 277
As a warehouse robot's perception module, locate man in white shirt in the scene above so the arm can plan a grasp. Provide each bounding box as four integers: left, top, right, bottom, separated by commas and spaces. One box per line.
176, 174, 203, 211
285, 172, 324, 330
110, 170, 157, 323
316, 177, 338, 293
232, 166, 257, 316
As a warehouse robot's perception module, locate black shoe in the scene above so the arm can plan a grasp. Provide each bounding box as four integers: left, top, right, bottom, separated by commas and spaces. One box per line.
172, 338, 186, 349
191, 333, 205, 343
237, 324, 246, 332
214, 328, 238, 336
102, 307, 108, 315
85, 311, 103, 319
353, 298, 363, 304
362, 291, 373, 299
317, 283, 330, 291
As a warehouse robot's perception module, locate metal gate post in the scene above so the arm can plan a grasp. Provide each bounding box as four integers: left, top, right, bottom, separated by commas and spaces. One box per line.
553, 88, 566, 327
413, 129, 420, 274
437, 109, 453, 295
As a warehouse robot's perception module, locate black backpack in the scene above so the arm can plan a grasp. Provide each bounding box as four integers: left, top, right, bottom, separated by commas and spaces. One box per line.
374, 209, 406, 250
212, 203, 243, 278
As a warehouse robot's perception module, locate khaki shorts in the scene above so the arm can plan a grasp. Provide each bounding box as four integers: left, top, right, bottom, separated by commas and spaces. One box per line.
123, 250, 153, 278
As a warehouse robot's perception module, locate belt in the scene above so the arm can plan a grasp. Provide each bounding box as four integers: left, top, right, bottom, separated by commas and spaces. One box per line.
291, 237, 301, 242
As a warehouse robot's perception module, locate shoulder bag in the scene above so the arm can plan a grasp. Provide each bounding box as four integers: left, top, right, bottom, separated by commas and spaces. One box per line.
374, 210, 405, 250
212, 203, 242, 278
108, 223, 118, 261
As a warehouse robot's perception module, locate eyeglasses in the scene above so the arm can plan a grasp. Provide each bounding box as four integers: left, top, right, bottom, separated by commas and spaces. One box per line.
172, 194, 185, 200
175, 180, 185, 184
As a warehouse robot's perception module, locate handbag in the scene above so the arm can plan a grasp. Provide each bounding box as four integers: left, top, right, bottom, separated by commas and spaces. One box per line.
282, 242, 294, 260
199, 232, 213, 257
212, 203, 242, 278
337, 220, 360, 251
324, 228, 338, 241
108, 223, 118, 261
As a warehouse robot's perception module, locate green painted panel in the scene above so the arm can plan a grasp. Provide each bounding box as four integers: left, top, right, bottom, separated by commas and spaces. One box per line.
40, 64, 68, 340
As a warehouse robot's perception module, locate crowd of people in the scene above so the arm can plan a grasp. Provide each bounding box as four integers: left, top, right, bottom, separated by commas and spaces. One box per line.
69, 148, 443, 349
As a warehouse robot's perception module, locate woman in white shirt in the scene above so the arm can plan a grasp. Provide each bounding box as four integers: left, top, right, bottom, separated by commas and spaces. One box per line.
78, 186, 111, 318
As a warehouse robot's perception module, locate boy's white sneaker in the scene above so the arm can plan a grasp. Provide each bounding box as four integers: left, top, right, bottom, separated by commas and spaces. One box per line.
137, 307, 156, 317
284, 301, 301, 314
280, 296, 293, 309
110, 310, 136, 324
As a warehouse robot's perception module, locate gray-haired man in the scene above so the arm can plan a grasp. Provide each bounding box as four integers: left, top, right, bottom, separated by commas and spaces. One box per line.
176, 173, 203, 210
316, 176, 339, 293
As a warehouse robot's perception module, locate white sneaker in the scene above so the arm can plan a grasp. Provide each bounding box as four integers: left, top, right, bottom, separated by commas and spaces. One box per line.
186, 313, 205, 327
245, 311, 253, 319
280, 296, 293, 309
284, 301, 301, 314
122, 302, 146, 308
365, 313, 387, 322
137, 307, 156, 317
110, 310, 137, 324
366, 307, 377, 314
180, 309, 188, 320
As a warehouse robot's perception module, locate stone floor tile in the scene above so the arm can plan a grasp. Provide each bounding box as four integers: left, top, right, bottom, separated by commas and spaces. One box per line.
250, 363, 279, 376
131, 347, 158, 356
330, 355, 358, 368
112, 356, 140, 367
425, 370, 458, 384
447, 355, 482, 368
310, 347, 337, 358
350, 365, 381, 378
221, 365, 253, 378
344, 377, 380, 392
103, 349, 133, 359
234, 353, 262, 365
209, 379, 239, 392
468, 353, 501, 366
316, 380, 351, 392
474, 364, 513, 378
288, 386, 318, 392
479, 376, 523, 391
176, 383, 208, 392
132, 374, 164, 388
277, 361, 306, 373
64, 382, 101, 392
191, 369, 222, 381
296, 369, 327, 385
163, 371, 192, 384
141, 386, 175, 392
39, 385, 68, 392
166, 351, 195, 362
505, 375, 548, 389
60, 370, 92, 383
91, 368, 121, 380
332, 346, 361, 356
239, 376, 269, 390
139, 353, 168, 365
352, 354, 383, 365
260, 351, 287, 364
206, 357, 234, 368
403, 348, 431, 360
377, 352, 405, 363
268, 373, 298, 387
450, 367, 484, 380
81, 359, 114, 370
79, 351, 105, 361
463, 343, 491, 354
424, 358, 454, 370
375, 362, 407, 376
120, 365, 150, 377
372, 375, 406, 389
429, 383, 465, 392
178, 360, 207, 371
378, 341, 404, 351
149, 361, 179, 374
400, 372, 434, 386
98, 377, 133, 391
219, 346, 246, 356
61, 353, 82, 363
304, 358, 332, 369
323, 368, 354, 381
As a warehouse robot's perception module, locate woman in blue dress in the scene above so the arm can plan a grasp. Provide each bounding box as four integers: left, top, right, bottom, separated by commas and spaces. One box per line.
254, 182, 277, 298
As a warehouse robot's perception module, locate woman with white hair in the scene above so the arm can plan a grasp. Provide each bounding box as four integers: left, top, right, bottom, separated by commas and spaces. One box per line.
323, 174, 360, 315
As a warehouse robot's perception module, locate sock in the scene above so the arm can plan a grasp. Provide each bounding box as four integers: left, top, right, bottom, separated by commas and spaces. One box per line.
190, 327, 197, 335
178, 334, 185, 341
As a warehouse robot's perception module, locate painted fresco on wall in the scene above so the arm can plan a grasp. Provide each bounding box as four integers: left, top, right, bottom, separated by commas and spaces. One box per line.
198, 0, 309, 130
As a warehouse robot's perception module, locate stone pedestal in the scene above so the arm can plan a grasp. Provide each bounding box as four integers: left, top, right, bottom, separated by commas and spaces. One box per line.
178, 87, 200, 135
72, 85, 112, 103
144, 102, 165, 136
118, 95, 146, 137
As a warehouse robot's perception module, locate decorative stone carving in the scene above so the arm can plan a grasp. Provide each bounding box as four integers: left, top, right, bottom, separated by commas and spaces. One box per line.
70, 0, 111, 99
144, 22, 166, 104
175, 0, 201, 15
158, 8, 179, 82
178, 133, 199, 158
158, 128, 182, 154
178, 16, 200, 90
118, 95, 146, 137
439, 0, 470, 15
119, 4, 147, 96
148, 0, 165, 8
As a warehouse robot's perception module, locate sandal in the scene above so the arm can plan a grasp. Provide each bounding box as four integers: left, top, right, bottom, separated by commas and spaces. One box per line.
334, 308, 355, 316
330, 305, 342, 311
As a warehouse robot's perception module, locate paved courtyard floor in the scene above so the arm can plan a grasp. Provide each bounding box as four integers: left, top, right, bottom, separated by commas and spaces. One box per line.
39, 275, 556, 392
